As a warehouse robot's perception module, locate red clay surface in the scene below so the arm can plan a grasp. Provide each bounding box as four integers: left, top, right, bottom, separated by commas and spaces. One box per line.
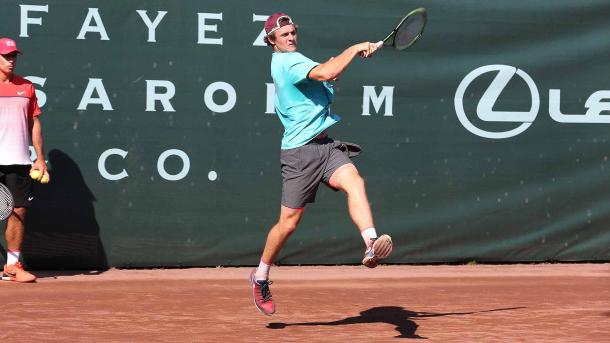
1, 264, 608, 342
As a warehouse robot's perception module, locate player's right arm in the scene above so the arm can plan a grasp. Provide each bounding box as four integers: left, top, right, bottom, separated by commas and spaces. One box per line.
307, 42, 378, 82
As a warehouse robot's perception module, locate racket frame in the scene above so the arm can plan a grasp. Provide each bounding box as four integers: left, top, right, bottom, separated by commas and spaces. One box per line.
377, 7, 427, 50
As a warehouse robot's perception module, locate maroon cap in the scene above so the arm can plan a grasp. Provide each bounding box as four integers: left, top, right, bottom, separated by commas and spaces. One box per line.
0, 38, 21, 55
264, 13, 296, 35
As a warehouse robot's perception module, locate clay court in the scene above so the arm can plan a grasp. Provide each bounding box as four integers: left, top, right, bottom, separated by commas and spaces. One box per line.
1, 263, 608, 342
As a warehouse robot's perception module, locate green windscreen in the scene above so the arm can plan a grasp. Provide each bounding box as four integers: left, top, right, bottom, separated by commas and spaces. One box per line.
0, 0, 608, 268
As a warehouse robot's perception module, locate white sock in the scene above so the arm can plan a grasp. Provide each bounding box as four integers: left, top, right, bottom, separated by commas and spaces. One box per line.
255, 260, 271, 281
361, 227, 378, 247
7, 251, 20, 265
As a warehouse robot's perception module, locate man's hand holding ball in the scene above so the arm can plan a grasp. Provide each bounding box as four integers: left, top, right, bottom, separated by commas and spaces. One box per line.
30, 169, 50, 184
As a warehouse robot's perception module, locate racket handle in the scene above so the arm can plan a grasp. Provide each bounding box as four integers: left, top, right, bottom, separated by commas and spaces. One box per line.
375, 41, 383, 48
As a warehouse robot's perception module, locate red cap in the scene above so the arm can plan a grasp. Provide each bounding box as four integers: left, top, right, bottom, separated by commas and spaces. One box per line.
264, 13, 296, 36
0, 38, 21, 55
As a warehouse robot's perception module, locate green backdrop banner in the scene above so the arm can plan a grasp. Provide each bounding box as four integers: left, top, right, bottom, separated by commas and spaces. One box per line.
1, 0, 609, 268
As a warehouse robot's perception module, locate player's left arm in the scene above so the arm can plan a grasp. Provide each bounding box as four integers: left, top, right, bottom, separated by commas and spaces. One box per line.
30, 116, 47, 175
28, 83, 47, 176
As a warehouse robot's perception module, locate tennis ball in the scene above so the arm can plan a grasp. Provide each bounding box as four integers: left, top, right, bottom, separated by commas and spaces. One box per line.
40, 171, 50, 184
29, 169, 42, 181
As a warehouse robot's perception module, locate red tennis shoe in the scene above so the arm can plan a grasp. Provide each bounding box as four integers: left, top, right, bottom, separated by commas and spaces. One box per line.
3, 262, 37, 282
249, 269, 275, 315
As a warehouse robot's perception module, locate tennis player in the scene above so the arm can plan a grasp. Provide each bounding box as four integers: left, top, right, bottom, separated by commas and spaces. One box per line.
0, 37, 46, 282
250, 13, 393, 315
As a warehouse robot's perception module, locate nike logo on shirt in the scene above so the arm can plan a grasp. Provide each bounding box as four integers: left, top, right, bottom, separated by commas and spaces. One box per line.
17, 91, 25, 95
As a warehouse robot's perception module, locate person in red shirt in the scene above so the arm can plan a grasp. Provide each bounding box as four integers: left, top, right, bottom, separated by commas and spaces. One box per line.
0, 37, 47, 282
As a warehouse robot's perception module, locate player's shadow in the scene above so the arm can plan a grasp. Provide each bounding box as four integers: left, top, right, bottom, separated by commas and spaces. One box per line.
267, 306, 526, 339
17, 149, 108, 274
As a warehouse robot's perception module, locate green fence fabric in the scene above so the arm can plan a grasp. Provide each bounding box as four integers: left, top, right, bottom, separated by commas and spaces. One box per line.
1, 0, 609, 268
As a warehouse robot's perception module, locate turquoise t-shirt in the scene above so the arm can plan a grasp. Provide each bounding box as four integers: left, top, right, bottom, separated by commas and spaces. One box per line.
271, 51, 340, 149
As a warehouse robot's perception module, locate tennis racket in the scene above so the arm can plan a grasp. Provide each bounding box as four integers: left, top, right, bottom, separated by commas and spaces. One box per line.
0, 183, 14, 221
376, 8, 427, 50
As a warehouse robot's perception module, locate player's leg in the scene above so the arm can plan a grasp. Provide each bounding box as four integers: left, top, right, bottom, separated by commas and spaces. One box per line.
257, 205, 305, 279
3, 166, 36, 282
250, 142, 323, 315
250, 205, 304, 315
5, 207, 26, 252
328, 163, 393, 268
259, 142, 322, 271
328, 163, 373, 230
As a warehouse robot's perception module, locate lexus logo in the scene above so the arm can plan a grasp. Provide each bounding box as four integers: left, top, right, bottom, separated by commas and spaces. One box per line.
454, 64, 540, 139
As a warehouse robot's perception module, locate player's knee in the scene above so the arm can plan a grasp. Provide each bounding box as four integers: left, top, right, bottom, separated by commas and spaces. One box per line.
11, 207, 26, 221
345, 174, 366, 194
278, 221, 298, 236
356, 175, 365, 188
277, 206, 303, 235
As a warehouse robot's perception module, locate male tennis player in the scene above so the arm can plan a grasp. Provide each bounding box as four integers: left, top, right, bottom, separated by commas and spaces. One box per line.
0, 37, 46, 282
249, 13, 393, 315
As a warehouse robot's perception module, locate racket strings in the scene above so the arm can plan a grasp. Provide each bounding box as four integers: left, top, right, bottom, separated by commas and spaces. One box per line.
392, 9, 427, 50
396, 18, 424, 45
0, 184, 14, 221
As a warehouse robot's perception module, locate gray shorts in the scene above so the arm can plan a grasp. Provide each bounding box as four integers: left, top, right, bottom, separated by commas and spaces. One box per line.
280, 137, 361, 209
